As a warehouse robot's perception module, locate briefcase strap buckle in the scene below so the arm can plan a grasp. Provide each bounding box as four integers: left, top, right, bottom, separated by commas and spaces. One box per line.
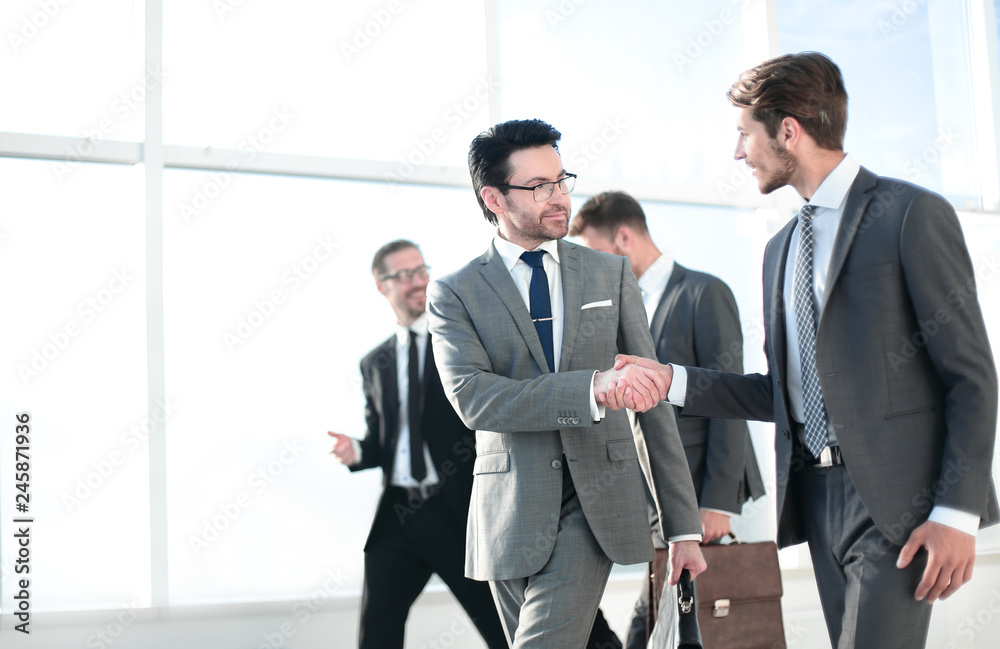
678, 594, 694, 615
713, 598, 731, 618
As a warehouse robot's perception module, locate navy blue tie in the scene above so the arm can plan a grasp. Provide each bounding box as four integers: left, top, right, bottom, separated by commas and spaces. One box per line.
520, 250, 555, 373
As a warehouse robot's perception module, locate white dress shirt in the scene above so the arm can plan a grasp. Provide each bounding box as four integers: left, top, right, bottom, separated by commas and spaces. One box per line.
637, 253, 675, 327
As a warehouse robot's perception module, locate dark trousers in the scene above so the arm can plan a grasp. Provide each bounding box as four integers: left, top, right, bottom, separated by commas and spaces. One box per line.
800, 462, 932, 649
359, 486, 507, 649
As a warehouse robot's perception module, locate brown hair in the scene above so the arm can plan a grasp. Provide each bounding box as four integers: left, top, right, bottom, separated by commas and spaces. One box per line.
569, 191, 648, 238
371, 239, 419, 277
727, 51, 848, 151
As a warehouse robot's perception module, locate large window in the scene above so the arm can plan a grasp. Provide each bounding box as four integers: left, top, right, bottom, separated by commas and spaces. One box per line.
1, 0, 999, 619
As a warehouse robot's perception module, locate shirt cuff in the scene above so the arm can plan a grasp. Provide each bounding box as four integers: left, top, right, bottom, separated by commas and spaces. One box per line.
590, 371, 605, 421
667, 364, 687, 406
928, 506, 979, 537
668, 534, 703, 543
351, 438, 362, 465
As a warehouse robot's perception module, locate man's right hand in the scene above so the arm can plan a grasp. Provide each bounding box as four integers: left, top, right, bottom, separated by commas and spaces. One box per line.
327, 431, 357, 465
594, 361, 668, 412
603, 355, 674, 410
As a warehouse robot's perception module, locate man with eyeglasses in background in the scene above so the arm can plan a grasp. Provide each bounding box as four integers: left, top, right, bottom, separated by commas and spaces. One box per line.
426, 119, 705, 649
327, 239, 507, 649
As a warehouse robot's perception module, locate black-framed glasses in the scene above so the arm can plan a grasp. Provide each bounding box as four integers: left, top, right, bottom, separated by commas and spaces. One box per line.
498, 173, 577, 202
379, 265, 430, 283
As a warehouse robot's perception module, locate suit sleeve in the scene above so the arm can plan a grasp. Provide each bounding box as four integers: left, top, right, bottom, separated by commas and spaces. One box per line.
350, 359, 383, 472
426, 279, 598, 433
899, 193, 998, 516
691, 279, 754, 513
618, 261, 702, 539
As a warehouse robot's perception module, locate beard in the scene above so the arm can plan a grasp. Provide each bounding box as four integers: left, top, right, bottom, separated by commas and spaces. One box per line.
505, 202, 570, 247
757, 140, 796, 195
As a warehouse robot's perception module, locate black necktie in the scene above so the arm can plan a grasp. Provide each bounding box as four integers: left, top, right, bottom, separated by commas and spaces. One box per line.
408, 330, 427, 481
520, 250, 555, 373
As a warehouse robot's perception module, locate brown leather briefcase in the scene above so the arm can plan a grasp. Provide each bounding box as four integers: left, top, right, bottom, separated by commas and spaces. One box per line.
650, 534, 786, 649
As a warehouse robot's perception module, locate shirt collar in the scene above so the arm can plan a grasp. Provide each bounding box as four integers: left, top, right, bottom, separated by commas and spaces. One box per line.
805, 154, 860, 212
492, 233, 561, 272
395, 312, 429, 345
637, 253, 675, 296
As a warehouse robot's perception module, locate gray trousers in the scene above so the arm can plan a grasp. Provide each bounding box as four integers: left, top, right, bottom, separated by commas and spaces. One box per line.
801, 462, 932, 649
490, 466, 614, 649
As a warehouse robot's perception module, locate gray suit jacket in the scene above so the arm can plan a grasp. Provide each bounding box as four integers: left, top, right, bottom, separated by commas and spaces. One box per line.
682, 167, 999, 548
427, 239, 701, 581
650, 263, 765, 515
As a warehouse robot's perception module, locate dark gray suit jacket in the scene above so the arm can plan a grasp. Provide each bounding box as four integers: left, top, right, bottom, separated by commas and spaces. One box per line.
681, 167, 999, 548
427, 239, 701, 581
650, 263, 765, 516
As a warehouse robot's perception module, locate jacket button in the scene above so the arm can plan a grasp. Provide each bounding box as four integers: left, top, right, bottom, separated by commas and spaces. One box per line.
551, 459, 563, 470
782, 429, 791, 439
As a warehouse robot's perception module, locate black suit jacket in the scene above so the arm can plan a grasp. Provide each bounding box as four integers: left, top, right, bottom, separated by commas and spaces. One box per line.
350, 334, 477, 549
650, 263, 765, 514
681, 168, 999, 548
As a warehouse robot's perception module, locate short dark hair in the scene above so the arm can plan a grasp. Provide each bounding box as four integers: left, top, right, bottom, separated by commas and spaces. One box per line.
727, 51, 848, 151
468, 119, 562, 225
372, 239, 419, 277
569, 191, 648, 238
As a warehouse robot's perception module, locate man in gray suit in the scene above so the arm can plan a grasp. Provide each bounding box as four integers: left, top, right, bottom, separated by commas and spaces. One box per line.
426, 118, 706, 649
615, 52, 998, 649
571, 191, 766, 648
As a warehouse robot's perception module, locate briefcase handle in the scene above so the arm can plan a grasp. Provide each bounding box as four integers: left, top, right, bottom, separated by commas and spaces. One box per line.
719, 532, 743, 545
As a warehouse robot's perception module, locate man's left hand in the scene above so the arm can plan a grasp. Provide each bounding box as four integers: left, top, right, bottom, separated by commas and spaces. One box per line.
897, 520, 976, 603
667, 540, 707, 585
700, 510, 732, 544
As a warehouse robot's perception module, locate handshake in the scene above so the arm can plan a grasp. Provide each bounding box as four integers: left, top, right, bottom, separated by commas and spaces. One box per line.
593, 355, 674, 412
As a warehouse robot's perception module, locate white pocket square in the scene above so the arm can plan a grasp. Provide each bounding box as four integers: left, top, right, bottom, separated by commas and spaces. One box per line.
581, 299, 613, 310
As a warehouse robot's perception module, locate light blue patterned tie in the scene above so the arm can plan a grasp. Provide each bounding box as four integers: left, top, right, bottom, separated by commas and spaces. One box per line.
793, 204, 830, 457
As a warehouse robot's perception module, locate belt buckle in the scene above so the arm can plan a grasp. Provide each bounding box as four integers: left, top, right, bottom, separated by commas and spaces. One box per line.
814, 446, 841, 468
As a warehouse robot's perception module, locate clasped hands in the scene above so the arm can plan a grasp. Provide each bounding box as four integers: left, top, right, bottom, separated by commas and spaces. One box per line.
593, 354, 674, 412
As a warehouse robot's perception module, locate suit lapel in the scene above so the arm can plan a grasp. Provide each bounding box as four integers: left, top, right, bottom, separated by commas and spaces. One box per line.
820, 167, 877, 316
767, 220, 796, 389
377, 337, 400, 472
557, 240, 580, 372
649, 262, 686, 345
479, 244, 553, 374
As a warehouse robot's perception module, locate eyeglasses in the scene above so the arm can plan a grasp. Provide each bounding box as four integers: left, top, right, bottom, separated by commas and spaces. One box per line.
498, 173, 577, 202
379, 265, 430, 283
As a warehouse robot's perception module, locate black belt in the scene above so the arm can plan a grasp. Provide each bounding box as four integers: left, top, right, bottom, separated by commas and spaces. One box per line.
391, 483, 442, 502
808, 445, 844, 468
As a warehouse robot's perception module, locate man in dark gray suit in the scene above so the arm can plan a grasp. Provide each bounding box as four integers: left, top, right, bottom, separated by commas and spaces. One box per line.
426, 119, 706, 649
615, 52, 998, 649
571, 191, 766, 648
